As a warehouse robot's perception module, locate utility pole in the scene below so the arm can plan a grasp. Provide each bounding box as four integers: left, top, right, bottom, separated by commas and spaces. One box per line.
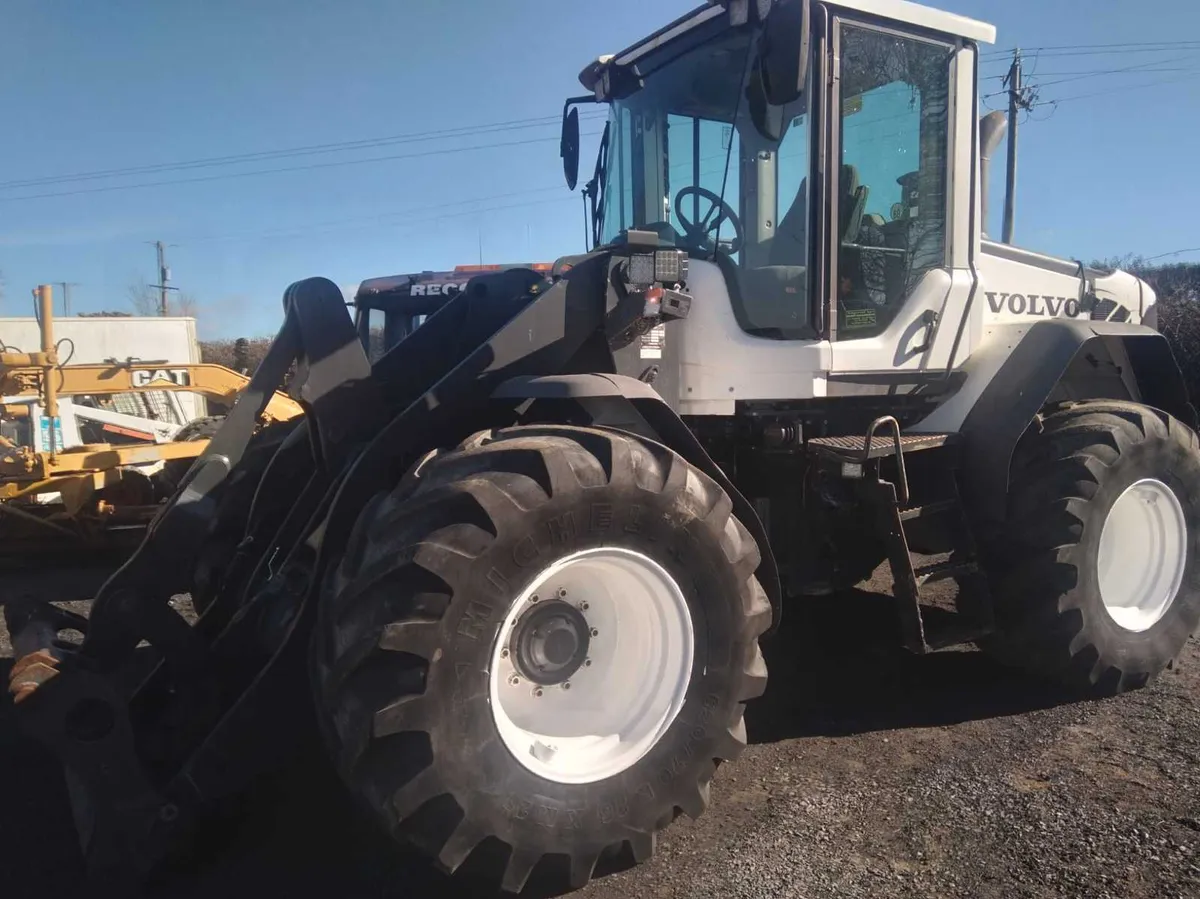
156, 240, 168, 315
1003, 48, 1035, 244
149, 240, 177, 315
56, 281, 78, 315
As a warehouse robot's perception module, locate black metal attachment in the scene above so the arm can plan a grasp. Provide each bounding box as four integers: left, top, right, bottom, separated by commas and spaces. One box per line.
3, 276, 380, 880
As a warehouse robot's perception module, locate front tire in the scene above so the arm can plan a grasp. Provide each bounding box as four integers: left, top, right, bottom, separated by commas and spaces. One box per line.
311, 425, 771, 893
980, 401, 1200, 692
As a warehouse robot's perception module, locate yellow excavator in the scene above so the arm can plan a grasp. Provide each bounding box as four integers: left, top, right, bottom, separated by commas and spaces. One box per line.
0, 284, 303, 568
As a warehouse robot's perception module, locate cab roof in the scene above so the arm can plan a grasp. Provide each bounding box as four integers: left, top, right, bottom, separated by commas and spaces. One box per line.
580, 0, 995, 93
356, 263, 554, 298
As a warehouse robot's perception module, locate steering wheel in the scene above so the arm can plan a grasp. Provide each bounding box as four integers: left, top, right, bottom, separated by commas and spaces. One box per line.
674, 185, 745, 255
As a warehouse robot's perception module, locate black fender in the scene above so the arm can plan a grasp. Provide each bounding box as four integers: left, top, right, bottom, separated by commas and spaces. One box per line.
959, 319, 1195, 530
494, 372, 784, 635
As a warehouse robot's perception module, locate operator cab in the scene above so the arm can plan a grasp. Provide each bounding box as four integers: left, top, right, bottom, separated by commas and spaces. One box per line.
564, 0, 996, 413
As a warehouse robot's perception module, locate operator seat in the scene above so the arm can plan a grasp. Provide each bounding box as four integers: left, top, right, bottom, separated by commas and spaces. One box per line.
770, 164, 868, 266
735, 165, 868, 331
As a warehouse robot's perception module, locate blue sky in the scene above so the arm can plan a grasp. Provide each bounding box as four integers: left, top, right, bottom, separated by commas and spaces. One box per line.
2, 0, 1198, 338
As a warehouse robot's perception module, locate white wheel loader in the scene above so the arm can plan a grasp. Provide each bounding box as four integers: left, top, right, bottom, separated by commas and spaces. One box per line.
6, 0, 1197, 895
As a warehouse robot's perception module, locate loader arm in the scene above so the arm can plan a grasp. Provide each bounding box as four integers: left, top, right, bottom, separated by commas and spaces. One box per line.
0, 267, 593, 878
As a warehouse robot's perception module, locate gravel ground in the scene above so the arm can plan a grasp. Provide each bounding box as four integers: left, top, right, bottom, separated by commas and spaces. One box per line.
1, 570, 1198, 899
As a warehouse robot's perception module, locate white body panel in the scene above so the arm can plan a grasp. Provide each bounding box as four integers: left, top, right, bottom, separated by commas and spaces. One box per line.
656, 260, 830, 415
829, 268, 954, 375
0, 315, 206, 422
975, 242, 1151, 328
661, 246, 1151, 414
830, 0, 995, 43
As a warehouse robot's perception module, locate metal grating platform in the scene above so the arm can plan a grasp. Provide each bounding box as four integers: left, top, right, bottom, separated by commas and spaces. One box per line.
807, 432, 955, 461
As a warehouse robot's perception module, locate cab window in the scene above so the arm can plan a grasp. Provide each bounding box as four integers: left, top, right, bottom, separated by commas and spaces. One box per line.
834, 23, 953, 339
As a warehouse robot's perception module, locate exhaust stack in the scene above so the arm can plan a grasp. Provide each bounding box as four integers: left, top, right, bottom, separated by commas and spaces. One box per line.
979, 111, 1008, 240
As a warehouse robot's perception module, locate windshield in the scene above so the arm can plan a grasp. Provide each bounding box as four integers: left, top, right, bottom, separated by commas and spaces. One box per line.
594, 26, 816, 338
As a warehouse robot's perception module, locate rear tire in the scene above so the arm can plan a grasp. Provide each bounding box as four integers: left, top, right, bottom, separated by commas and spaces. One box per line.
155, 416, 226, 500
979, 401, 1200, 693
311, 424, 771, 893
173, 415, 225, 443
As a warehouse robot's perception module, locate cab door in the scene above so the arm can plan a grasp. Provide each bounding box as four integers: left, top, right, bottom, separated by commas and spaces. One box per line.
824, 17, 976, 386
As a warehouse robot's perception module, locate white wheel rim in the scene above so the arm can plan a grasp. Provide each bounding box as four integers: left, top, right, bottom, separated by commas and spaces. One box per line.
488, 547, 694, 784
1097, 478, 1188, 632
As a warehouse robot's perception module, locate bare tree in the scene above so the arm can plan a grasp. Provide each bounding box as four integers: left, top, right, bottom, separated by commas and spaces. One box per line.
128, 279, 199, 317
200, 337, 272, 374
175, 292, 198, 318
128, 278, 159, 315
1097, 258, 1200, 405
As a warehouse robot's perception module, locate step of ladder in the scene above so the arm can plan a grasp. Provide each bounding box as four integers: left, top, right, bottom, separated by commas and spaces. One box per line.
874, 478, 994, 656
913, 558, 978, 586
899, 498, 959, 521
808, 431, 955, 463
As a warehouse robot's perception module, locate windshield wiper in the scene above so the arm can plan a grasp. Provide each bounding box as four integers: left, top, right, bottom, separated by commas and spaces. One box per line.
583, 120, 610, 250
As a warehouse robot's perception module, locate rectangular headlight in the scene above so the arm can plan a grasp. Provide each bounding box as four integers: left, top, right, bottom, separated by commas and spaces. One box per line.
628, 253, 656, 286
654, 249, 687, 284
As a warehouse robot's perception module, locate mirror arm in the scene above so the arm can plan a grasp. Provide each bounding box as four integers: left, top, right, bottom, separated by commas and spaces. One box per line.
562, 95, 598, 118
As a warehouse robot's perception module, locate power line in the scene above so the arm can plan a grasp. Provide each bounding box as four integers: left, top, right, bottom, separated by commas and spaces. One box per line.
0, 112, 606, 192
1032, 53, 1199, 89
1047, 69, 1200, 104
165, 194, 581, 251
236, 194, 580, 244
982, 61, 1195, 81
0, 130, 604, 203
991, 47, 1200, 61
1145, 247, 1200, 262
981, 40, 1200, 59
181, 184, 570, 243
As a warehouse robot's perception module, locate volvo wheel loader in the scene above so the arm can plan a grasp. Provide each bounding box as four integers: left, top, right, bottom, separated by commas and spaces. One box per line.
7, 0, 1199, 894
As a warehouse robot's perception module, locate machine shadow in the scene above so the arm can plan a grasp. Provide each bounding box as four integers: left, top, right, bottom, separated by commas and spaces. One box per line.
0, 589, 1086, 899
746, 587, 1085, 745
0, 656, 578, 899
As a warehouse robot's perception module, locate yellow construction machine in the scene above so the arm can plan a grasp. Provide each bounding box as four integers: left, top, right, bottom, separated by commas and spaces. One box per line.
0, 284, 303, 565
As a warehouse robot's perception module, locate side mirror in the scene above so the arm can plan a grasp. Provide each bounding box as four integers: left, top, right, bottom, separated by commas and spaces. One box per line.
561, 106, 581, 191
760, 0, 811, 106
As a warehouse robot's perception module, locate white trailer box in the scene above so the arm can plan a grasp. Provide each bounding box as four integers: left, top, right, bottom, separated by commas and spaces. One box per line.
0, 315, 206, 422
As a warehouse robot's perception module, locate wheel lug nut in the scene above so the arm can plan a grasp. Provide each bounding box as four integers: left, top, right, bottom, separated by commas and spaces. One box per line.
530, 594, 540, 603
500, 648, 509, 659
533, 687, 544, 698
558, 588, 568, 598
509, 674, 520, 686
590, 628, 599, 637
580, 602, 589, 611
562, 681, 571, 691
584, 659, 592, 667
